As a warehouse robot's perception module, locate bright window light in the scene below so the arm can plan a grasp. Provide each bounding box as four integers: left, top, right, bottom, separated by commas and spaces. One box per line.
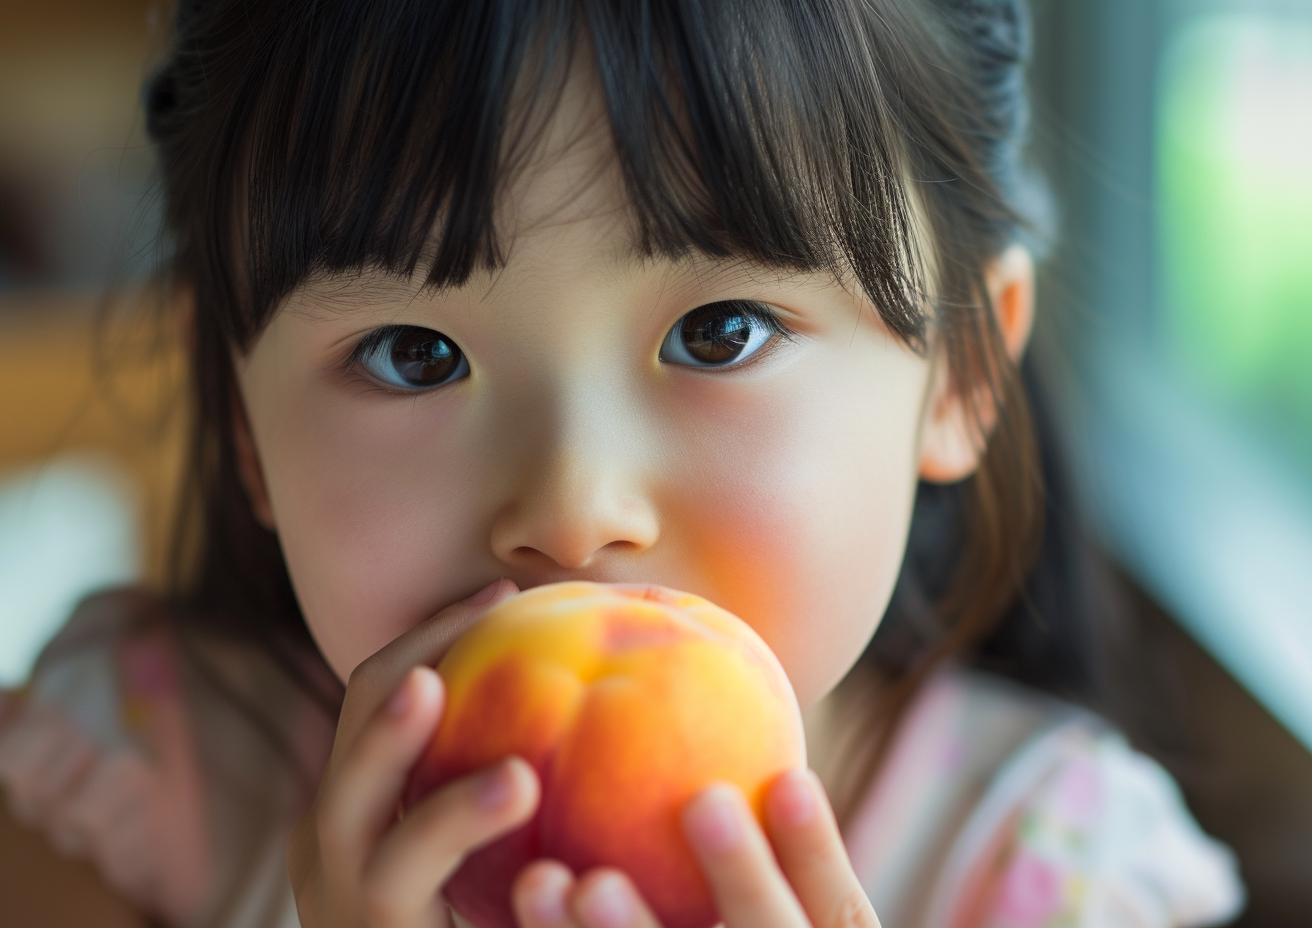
1158, 13, 1312, 472
0, 455, 141, 687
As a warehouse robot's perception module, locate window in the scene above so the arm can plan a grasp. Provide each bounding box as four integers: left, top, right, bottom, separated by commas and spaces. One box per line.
1035, 1, 1312, 751
1159, 13, 1312, 474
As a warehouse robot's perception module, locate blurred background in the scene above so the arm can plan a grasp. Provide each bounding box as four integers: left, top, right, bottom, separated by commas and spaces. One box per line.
0, 0, 183, 682
1, 5, 184, 921
0, 0, 1309, 924
1029, 1, 1312, 922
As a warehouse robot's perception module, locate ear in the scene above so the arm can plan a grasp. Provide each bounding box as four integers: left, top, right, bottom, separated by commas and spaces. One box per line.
231, 389, 277, 531
917, 243, 1035, 484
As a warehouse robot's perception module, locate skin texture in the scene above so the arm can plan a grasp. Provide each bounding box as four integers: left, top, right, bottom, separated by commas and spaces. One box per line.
255, 68, 1035, 928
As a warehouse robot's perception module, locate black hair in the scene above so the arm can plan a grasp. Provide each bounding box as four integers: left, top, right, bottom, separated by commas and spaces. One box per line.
143, 0, 1061, 809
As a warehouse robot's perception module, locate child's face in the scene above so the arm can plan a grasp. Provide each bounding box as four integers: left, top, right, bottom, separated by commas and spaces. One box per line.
233, 81, 977, 709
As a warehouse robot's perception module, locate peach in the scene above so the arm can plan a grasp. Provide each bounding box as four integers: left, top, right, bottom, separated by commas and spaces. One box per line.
405, 581, 806, 928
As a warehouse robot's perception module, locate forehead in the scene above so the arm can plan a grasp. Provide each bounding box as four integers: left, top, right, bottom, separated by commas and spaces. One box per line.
494, 60, 635, 251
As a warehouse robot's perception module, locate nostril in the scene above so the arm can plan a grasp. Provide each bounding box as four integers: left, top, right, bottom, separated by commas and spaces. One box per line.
600, 539, 641, 554
508, 544, 588, 571
507, 540, 637, 572
491, 501, 660, 572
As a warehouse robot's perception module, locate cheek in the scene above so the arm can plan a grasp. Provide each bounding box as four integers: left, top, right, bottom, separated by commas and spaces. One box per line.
243, 375, 486, 680
239, 313, 931, 695
661, 351, 927, 707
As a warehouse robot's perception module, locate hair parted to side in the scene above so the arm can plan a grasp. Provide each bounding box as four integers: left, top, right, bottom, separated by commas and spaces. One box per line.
145, 0, 1047, 799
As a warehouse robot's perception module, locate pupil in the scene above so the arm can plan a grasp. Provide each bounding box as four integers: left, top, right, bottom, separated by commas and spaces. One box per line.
681, 305, 751, 364
392, 329, 459, 385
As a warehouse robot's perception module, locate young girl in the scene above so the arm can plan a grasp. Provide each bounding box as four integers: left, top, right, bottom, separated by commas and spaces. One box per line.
0, 0, 1245, 926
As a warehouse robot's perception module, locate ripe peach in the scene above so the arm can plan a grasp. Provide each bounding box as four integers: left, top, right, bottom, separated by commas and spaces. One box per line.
405, 581, 806, 928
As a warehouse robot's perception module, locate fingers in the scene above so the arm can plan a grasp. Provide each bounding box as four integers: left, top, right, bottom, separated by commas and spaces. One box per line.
512, 773, 879, 928
315, 667, 446, 878
513, 860, 578, 928
290, 666, 538, 928
289, 580, 531, 927
765, 771, 880, 928
682, 785, 809, 927
337, 578, 520, 750
570, 871, 664, 928
513, 863, 663, 928
361, 757, 539, 927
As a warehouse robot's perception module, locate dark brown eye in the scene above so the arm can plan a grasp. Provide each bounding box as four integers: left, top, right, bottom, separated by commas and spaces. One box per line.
356, 325, 469, 389
660, 300, 780, 367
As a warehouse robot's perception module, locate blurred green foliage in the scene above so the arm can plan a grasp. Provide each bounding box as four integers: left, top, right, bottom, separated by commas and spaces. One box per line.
1158, 14, 1312, 469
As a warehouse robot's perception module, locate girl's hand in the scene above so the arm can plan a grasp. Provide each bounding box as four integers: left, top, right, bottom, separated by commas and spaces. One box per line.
510, 769, 880, 928
288, 579, 540, 928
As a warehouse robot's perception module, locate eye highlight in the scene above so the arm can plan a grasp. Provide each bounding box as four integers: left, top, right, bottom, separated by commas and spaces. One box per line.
350, 325, 470, 390
659, 300, 791, 369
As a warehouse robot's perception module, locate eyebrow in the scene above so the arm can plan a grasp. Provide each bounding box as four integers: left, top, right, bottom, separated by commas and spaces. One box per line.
286, 272, 429, 318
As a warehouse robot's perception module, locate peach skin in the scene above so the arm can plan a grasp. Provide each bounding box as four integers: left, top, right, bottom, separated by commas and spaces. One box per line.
404, 581, 806, 928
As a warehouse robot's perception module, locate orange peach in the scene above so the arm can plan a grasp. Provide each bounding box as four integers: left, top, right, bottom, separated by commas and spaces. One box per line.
405, 581, 806, 928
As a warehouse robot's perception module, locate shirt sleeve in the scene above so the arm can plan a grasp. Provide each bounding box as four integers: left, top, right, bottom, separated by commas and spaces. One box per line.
0, 591, 213, 927
925, 724, 1245, 928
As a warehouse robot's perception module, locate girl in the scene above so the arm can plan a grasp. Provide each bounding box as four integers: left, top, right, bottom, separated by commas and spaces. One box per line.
0, 1, 1244, 926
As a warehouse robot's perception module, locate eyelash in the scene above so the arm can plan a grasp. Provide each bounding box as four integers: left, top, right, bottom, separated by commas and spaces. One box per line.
345, 327, 400, 368
672, 300, 796, 370
341, 301, 798, 391
341, 327, 459, 395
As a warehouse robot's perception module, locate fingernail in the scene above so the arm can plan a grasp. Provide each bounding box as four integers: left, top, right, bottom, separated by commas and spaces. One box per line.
475, 760, 516, 811
386, 671, 414, 717
769, 769, 817, 828
469, 578, 505, 606
683, 785, 743, 854
525, 866, 570, 926
577, 873, 631, 928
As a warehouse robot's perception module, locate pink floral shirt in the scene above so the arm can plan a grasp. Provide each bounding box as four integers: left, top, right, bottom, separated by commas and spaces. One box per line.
1, 595, 1244, 928
844, 670, 1244, 928
0, 592, 334, 928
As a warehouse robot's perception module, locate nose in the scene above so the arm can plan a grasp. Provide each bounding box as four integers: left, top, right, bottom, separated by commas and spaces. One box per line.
489, 407, 660, 573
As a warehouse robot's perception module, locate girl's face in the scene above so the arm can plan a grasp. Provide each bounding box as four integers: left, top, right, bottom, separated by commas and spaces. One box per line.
233, 79, 993, 709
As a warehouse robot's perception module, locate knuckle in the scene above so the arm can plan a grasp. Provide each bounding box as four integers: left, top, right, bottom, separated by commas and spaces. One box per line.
347, 648, 394, 695
346, 654, 377, 690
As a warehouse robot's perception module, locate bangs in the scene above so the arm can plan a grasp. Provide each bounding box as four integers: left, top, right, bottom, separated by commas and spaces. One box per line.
151, 0, 1045, 695
177, 0, 938, 347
